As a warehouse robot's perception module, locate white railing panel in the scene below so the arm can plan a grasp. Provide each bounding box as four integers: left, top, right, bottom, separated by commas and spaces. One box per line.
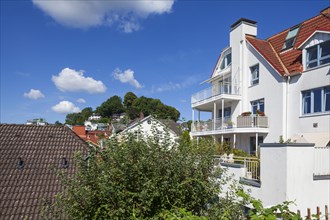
314, 146, 330, 176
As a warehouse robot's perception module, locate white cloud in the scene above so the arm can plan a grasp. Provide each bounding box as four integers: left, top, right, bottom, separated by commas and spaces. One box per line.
113, 68, 143, 89
52, 68, 106, 94
52, 101, 80, 114
32, 0, 174, 32
76, 98, 86, 103
24, 89, 45, 100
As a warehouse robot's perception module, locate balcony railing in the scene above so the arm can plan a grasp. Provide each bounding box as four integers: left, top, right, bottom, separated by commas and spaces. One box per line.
191, 82, 240, 104
191, 115, 268, 133
314, 146, 330, 176
214, 155, 260, 181
237, 115, 268, 128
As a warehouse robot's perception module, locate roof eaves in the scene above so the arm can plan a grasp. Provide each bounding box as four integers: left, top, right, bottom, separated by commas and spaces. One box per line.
246, 36, 284, 76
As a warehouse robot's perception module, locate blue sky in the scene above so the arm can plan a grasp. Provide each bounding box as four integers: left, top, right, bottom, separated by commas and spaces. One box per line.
1, 0, 329, 124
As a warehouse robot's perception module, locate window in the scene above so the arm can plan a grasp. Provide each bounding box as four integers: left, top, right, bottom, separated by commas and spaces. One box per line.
306, 41, 330, 69
251, 99, 264, 114
219, 51, 232, 70
219, 107, 231, 118
250, 64, 259, 85
250, 136, 263, 155
302, 86, 330, 114
282, 26, 300, 50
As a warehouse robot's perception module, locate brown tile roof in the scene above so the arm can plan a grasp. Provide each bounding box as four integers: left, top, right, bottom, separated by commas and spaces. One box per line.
0, 124, 88, 219
246, 7, 330, 76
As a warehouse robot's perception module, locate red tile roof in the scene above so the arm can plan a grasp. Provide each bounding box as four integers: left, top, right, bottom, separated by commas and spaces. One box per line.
0, 124, 88, 219
246, 7, 330, 76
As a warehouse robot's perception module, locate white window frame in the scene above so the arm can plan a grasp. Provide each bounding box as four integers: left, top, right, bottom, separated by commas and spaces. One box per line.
306, 40, 330, 69
301, 86, 330, 115
250, 64, 259, 86
251, 98, 264, 114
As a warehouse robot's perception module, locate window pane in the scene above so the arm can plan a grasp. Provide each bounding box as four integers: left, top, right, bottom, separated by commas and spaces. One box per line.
307, 46, 317, 61
286, 27, 299, 39
320, 41, 330, 58
307, 61, 318, 69
227, 54, 232, 66
320, 57, 330, 65
313, 89, 322, 113
325, 87, 330, 111
302, 91, 311, 114
259, 102, 264, 112
283, 38, 295, 49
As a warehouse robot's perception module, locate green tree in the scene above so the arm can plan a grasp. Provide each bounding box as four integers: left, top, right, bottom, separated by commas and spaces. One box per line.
80, 107, 93, 120
65, 113, 84, 125
124, 92, 139, 119
96, 95, 125, 118
46, 135, 247, 219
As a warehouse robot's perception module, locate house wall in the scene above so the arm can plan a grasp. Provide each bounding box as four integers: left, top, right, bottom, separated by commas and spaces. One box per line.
288, 64, 330, 139
125, 117, 178, 144
222, 143, 330, 217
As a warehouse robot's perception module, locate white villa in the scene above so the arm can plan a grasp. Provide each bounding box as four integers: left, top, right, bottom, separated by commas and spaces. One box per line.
192, 7, 330, 217
191, 7, 330, 154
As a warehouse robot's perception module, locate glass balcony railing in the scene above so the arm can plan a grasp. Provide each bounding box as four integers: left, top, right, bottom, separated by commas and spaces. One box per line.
191, 82, 240, 104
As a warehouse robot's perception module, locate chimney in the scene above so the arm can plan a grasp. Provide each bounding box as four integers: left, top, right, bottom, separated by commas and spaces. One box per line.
230, 17, 257, 47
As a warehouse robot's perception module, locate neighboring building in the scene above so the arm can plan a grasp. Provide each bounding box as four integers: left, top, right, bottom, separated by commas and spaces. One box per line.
72, 125, 111, 147
88, 113, 101, 121
191, 7, 330, 154
26, 118, 48, 126
118, 115, 181, 143
0, 124, 88, 219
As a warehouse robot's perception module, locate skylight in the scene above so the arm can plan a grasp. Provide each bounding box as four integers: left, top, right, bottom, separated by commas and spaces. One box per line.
282, 25, 300, 50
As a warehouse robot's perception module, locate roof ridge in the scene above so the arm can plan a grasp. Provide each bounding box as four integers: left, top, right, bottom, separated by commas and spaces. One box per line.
267, 40, 289, 74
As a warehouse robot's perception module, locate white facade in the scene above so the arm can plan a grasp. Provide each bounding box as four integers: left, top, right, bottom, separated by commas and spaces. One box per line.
191, 16, 330, 154
119, 115, 179, 144
193, 9, 330, 217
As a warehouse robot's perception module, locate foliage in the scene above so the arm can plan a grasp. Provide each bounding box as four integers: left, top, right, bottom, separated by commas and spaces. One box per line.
54, 121, 62, 126
238, 191, 302, 220
232, 148, 250, 157
45, 134, 253, 219
96, 95, 125, 118
65, 107, 93, 125
241, 111, 252, 116
214, 142, 233, 155
124, 92, 139, 120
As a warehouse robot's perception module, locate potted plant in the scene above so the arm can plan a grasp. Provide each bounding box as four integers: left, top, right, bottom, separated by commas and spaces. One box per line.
241, 111, 252, 116
256, 109, 265, 116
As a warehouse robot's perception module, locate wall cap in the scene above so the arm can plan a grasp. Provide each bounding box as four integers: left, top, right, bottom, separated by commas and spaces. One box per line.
260, 143, 315, 148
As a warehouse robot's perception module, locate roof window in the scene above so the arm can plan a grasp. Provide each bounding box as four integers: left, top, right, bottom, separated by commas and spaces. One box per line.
61, 157, 69, 168
16, 157, 24, 169
282, 25, 300, 50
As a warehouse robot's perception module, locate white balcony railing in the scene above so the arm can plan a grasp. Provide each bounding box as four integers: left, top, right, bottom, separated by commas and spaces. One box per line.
191, 82, 240, 104
191, 115, 268, 133
237, 115, 268, 128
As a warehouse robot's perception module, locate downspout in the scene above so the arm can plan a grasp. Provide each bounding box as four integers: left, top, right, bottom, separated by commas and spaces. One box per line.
285, 75, 291, 141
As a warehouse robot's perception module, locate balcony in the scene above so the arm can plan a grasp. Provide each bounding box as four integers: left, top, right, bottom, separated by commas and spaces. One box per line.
191, 115, 268, 135
191, 82, 241, 108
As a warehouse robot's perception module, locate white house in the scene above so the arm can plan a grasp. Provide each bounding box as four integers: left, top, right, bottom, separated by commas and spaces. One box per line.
118, 115, 181, 144
192, 7, 330, 217
191, 7, 330, 154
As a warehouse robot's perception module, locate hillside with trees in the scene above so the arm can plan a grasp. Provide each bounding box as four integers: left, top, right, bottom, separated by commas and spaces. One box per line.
64, 92, 180, 125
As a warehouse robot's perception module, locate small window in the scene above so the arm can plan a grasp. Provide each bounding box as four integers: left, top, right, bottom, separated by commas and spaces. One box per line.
282, 26, 300, 50
251, 99, 264, 114
218, 51, 232, 70
250, 64, 259, 86
307, 41, 330, 69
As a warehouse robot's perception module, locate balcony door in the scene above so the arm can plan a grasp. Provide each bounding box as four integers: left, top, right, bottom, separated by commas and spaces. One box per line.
219, 107, 231, 120
250, 136, 263, 155
219, 77, 232, 94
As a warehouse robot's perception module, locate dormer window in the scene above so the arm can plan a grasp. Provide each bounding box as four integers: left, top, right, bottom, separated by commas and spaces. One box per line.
306, 40, 330, 69
220, 53, 232, 70
282, 25, 300, 50
217, 49, 232, 72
